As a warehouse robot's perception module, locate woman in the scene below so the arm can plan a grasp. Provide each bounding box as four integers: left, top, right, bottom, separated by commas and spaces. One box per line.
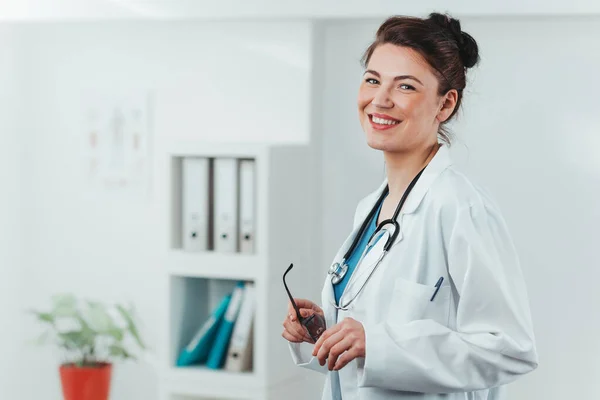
281, 12, 538, 400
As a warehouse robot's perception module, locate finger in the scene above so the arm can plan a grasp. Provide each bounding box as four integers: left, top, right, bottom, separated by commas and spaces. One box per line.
287, 302, 297, 322
288, 299, 316, 322
282, 318, 305, 341
288, 298, 317, 320
281, 329, 303, 343
328, 337, 353, 370
286, 317, 313, 342
282, 319, 309, 342
333, 346, 359, 371
316, 330, 346, 367
293, 298, 316, 309
312, 324, 340, 357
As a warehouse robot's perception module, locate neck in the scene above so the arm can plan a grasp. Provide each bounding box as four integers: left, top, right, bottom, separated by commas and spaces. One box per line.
384, 142, 440, 199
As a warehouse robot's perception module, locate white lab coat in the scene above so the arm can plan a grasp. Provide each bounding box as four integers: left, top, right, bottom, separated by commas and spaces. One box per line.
288, 145, 538, 399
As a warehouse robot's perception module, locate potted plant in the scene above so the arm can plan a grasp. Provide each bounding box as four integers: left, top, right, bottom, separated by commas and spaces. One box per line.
31, 294, 146, 400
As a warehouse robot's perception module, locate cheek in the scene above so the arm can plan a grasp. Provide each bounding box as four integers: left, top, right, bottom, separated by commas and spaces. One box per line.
357, 86, 371, 110
397, 95, 436, 121
393, 95, 419, 115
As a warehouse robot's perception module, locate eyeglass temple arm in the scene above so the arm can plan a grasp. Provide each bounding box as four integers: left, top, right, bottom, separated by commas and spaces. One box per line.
283, 263, 303, 321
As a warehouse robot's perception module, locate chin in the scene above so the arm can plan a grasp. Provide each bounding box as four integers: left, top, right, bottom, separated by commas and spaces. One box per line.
365, 133, 395, 152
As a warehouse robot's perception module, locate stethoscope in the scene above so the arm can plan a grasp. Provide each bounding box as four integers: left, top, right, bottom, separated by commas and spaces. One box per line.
328, 165, 427, 311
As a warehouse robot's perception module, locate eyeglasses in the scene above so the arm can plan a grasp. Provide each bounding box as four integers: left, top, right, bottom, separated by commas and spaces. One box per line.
282, 263, 327, 342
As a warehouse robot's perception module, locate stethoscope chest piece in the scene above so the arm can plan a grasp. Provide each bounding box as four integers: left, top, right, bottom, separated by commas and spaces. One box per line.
328, 261, 348, 284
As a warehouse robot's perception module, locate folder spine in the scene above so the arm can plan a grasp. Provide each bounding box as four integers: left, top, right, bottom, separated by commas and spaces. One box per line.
206, 281, 245, 369
239, 159, 256, 254
213, 158, 239, 253
224, 281, 255, 372
176, 293, 231, 367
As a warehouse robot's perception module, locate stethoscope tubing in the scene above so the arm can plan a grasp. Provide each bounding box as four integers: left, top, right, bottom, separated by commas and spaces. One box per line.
328, 165, 428, 310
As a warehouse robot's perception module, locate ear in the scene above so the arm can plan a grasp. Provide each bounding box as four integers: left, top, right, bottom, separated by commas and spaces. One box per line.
436, 89, 459, 123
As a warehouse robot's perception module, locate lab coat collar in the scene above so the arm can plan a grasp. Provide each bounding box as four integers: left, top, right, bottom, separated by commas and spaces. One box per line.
401, 143, 452, 214
360, 143, 453, 220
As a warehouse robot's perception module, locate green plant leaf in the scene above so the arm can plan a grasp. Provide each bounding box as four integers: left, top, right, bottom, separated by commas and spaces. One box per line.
33, 311, 55, 324
33, 330, 51, 346
52, 294, 78, 318
86, 301, 116, 333
77, 314, 96, 336
116, 304, 146, 349
104, 327, 124, 342
109, 344, 132, 360
59, 330, 89, 350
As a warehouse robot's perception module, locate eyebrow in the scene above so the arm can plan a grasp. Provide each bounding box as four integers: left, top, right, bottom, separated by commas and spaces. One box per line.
364, 69, 424, 86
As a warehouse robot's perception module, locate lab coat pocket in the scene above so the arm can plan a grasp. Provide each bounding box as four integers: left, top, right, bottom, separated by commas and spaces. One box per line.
388, 277, 451, 326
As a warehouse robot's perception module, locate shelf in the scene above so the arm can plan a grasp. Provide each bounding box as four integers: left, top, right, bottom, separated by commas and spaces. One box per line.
164, 366, 261, 398
166, 250, 263, 280
161, 143, 319, 399
165, 142, 270, 159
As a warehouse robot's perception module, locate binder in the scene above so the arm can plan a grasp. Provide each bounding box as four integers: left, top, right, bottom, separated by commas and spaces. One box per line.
206, 281, 245, 369
182, 157, 209, 251
224, 281, 255, 372
176, 293, 231, 367
213, 158, 238, 253
238, 160, 256, 254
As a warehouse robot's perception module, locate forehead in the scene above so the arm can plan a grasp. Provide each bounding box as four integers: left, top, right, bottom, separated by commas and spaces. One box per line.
366, 43, 438, 85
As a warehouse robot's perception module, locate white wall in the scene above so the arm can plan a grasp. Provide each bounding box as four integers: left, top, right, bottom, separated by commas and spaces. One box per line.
318, 16, 600, 399
2, 0, 600, 21
7, 12, 600, 400
12, 20, 311, 400
0, 24, 24, 400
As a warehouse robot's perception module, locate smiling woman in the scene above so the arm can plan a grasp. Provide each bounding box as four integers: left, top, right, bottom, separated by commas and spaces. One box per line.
358, 13, 479, 150
283, 11, 538, 400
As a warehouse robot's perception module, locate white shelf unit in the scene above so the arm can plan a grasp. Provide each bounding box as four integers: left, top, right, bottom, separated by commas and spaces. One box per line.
158, 142, 321, 400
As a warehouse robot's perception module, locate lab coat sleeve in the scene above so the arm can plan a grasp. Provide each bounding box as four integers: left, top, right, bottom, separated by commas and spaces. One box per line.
286, 195, 371, 375
288, 341, 328, 374
356, 202, 539, 393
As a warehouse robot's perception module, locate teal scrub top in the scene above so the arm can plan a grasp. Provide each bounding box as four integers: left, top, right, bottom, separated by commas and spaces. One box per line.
333, 197, 385, 304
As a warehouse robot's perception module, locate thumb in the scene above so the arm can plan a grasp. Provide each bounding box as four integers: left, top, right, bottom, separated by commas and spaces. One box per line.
300, 309, 314, 318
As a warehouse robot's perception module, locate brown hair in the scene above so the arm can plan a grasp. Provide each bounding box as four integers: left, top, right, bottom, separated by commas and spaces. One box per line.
361, 12, 480, 144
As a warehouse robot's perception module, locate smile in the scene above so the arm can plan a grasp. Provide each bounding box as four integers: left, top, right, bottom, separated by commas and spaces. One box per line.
371, 116, 399, 125
368, 114, 401, 130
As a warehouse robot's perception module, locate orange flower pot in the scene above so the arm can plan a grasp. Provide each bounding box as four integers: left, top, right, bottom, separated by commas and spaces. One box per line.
59, 362, 112, 400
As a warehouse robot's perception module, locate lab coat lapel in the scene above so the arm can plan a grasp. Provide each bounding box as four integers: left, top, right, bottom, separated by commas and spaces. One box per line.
321, 180, 388, 325
386, 144, 454, 250
338, 232, 389, 307
322, 223, 360, 327
334, 182, 395, 309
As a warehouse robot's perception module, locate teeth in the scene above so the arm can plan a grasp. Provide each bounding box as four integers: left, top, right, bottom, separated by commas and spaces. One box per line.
372, 116, 399, 125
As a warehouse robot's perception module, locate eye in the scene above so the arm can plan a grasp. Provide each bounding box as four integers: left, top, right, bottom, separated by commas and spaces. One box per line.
398, 84, 415, 91
365, 78, 379, 85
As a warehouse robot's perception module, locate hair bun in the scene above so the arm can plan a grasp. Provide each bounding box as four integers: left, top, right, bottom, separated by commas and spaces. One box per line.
428, 12, 480, 68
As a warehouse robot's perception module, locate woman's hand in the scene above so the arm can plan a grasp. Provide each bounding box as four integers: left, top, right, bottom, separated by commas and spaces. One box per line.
312, 317, 365, 371
282, 298, 324, 343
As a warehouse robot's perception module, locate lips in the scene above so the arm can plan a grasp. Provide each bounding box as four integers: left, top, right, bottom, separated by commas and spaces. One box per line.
368, 113, 402, 130
370, 113, 401, 122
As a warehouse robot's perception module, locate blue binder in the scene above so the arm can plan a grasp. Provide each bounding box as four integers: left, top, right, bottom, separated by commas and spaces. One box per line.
176, 294, 231, 367
206, 281, 246, 369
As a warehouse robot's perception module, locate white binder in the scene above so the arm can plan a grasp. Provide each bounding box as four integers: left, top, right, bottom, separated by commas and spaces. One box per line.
213, 158, 238, 253
224, 282, 255, 372
182, 157, 209, 251
238, 159, 256, 254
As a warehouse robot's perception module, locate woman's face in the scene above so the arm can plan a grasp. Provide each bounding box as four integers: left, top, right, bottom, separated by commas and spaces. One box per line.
357, 43, 456, 152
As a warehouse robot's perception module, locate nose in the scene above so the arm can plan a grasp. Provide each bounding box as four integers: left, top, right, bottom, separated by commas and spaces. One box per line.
372, 85, 394, 109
